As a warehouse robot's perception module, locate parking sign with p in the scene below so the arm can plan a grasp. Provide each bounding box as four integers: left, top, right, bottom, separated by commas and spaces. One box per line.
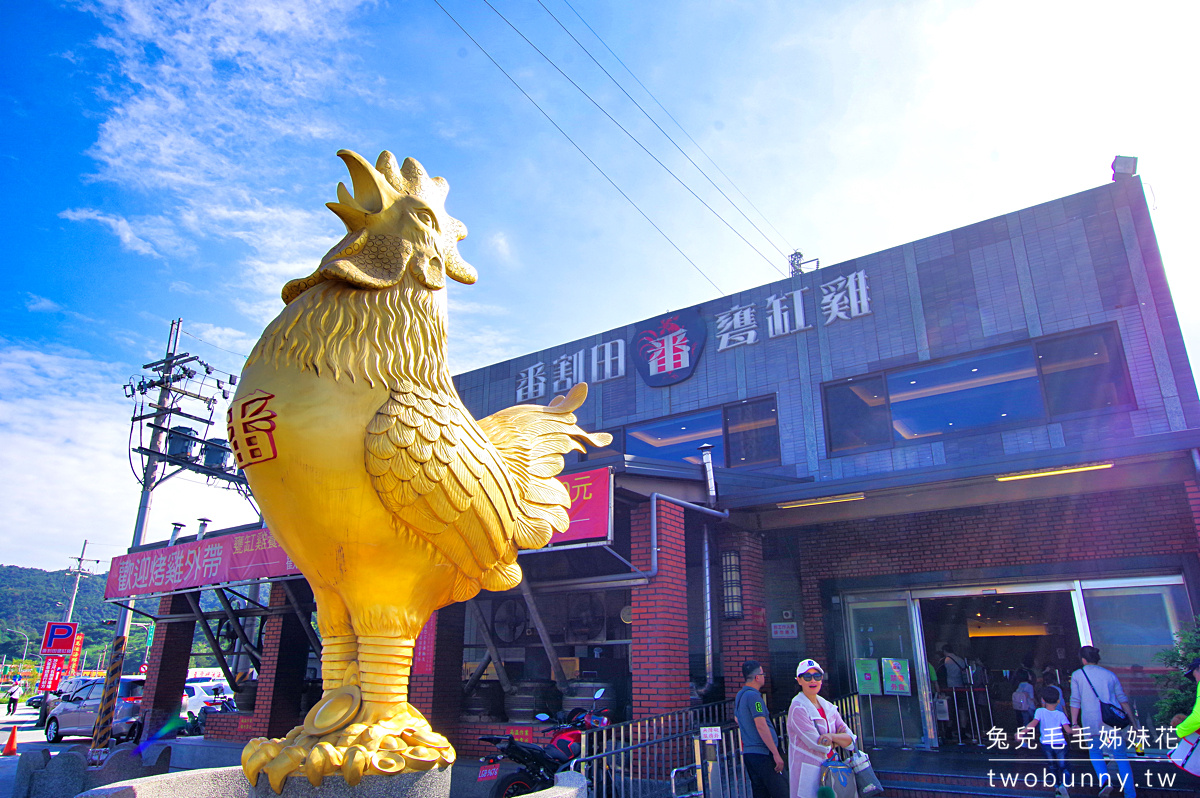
40, 622, 78, 657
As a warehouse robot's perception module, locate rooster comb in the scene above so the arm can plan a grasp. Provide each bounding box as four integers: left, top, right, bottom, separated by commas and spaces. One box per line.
324, 149, 474, 285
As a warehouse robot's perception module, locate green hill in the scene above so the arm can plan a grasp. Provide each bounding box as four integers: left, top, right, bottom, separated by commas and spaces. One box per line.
0, 564, 150, 674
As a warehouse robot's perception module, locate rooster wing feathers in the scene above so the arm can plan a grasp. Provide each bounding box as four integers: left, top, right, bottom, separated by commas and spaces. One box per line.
365, 381, 609, 602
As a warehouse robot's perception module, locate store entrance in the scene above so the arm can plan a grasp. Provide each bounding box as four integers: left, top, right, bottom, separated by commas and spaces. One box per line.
920, 591, 1081, 744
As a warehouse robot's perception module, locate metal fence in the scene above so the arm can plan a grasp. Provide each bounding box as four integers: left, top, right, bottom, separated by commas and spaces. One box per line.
575, 700, 734, 798
574, 693, 863, 798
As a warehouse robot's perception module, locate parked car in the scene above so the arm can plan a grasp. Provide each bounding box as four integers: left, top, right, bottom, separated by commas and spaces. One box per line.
25, 694, 43, 709
45, 676, 94, 714
46, 676, 144, 743
181, 681, 231, 715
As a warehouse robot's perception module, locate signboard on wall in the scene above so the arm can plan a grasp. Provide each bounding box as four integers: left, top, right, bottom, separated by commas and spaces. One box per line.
881, 657, 911, 696
770, 622, 798, 639
105, 527, 301, 599
854, 658, 881, 696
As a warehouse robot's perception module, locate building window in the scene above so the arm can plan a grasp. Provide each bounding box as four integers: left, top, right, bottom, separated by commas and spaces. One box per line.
821, 325, 1135, 455
824, 375, 890, 453
887, 347, 1044, 442
724, 398, 781, 467
721, 550, 743, 619
626, 409, 725, 465
1035, 327, 1134, 417
582, 428, 624, 461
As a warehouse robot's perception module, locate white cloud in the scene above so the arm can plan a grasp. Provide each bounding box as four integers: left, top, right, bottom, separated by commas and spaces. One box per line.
186, 322, 256, 357
0, 344, 259, 571
59, 208, 160, 257
25, 294, 63, 313
487, 231, 515, 263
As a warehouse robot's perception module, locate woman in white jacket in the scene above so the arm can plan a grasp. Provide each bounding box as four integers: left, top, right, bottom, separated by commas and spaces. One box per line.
787, 659, 856, 798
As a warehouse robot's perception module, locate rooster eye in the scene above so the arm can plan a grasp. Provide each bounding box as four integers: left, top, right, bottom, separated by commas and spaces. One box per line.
415, 208, 436, 229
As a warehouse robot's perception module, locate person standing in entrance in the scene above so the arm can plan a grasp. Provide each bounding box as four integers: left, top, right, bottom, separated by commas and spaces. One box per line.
787, 659, 855, 798
735, 661, 787, 798
1069, 646, 1139, 798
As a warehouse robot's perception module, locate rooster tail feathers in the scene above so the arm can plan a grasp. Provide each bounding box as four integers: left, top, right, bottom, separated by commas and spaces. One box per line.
477, 382, 611, 553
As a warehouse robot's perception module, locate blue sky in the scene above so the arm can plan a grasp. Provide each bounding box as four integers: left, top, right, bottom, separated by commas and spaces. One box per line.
2, 0, 1197, 571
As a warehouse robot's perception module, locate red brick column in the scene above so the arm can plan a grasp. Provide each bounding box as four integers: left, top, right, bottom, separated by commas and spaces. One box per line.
718, 529, 771, 693
1184, 479, 1200, 544
411, 604, 465, 745
630, 499, 690, 718
139, 593, 196, 741
206, 579, 313, 741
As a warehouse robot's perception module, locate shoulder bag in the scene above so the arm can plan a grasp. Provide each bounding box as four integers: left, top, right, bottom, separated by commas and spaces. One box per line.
820, 756, 859, 798
1080, 668, 1131, 729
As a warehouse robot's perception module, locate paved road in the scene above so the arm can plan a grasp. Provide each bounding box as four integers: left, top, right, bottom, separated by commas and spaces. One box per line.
0, 704, 92, 795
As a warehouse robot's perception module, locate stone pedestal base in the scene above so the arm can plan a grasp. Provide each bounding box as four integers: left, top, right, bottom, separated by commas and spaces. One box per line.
248, 765, 451, 798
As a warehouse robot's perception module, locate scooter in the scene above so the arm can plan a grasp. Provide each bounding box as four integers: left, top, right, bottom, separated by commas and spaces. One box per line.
479, 688, 609, 798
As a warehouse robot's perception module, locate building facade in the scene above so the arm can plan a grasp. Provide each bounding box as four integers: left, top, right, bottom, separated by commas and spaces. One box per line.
129, 166, 1200, 753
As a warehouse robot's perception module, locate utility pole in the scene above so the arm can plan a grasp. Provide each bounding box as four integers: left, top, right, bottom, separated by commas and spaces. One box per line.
65, 541, 101, 622
92, 320, 246, 756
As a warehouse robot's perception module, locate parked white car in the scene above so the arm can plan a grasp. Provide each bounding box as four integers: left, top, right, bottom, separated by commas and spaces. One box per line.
181, 681, 231, 715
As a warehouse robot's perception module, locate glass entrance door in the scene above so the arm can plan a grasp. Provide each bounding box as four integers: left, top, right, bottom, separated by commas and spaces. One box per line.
845, 597, 931, 748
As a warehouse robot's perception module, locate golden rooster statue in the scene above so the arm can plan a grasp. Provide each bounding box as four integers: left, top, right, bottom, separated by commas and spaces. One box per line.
229, 149, 610, 793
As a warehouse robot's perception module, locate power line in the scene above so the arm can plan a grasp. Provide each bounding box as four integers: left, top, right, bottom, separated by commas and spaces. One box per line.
558, 0, 797, 254
535, 0, 789, 265
181, 330, 248, 359
430, 0, 724, 295
479, 0, 785, 278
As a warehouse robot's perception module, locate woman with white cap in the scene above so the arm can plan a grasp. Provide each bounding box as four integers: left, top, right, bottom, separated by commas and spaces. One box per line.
786, 658, 856, 798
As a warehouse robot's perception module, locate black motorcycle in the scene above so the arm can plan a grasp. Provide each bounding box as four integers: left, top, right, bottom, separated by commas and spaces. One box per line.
479, 688, 609, 798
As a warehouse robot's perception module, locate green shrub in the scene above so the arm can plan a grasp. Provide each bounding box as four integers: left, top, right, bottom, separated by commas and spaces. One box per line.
1154, 620, 1200, 724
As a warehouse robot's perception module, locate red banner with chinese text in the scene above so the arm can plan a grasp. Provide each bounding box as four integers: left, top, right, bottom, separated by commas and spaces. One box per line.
66, 633, 84, 676
38, 657, 63, 692
551, 467, 612, 545
104, 527, 300, 600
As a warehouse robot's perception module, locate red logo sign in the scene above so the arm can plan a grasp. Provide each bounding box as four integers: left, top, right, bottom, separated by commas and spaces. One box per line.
551, 468, 612, 546
40, 622, 78, 657
38, 657, 64, 692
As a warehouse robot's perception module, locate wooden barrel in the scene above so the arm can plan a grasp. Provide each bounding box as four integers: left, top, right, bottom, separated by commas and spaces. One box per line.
505, 680, 561, 723
561, 680, 614, 716
461, 680, 506, 721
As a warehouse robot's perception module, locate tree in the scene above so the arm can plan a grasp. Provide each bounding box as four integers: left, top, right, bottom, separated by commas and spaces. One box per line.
1154, 619, 1200, 724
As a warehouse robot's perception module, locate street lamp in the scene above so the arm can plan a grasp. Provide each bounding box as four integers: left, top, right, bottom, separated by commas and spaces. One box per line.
6, 629, 30, 663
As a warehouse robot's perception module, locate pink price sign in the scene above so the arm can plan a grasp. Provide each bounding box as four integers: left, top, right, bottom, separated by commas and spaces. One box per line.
105, 527, 301, 599
551, 467, 612, 545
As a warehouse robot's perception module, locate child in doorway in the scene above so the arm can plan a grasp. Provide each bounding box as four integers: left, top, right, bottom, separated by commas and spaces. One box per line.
1024, 686, 1074, 798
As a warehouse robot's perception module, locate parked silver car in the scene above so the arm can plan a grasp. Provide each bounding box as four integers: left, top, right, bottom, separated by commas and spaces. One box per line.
45, 676, 144, 742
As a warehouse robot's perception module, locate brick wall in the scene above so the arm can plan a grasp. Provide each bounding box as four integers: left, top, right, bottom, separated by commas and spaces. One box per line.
718, 529, 771, 694
794, 484, 1199, 667
630, 500, 691, 718
139, 593, 195, 741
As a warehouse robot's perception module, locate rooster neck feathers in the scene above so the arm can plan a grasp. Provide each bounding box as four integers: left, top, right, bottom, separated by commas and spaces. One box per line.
247, 277, 456, 393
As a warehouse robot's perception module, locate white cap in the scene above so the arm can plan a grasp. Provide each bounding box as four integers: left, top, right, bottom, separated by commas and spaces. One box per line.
796, 658, 824, 677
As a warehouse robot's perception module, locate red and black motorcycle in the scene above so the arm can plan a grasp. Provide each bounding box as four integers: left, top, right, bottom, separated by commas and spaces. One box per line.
479, 688, 610, 798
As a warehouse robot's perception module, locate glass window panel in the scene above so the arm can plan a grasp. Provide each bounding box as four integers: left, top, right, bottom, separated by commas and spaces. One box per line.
824, 375, 890, 454
1036, 327, 1134, 416
887, 347, 1044, 441
1082, 585, 1193, 669
724, 398, 780, 468
625, 409, 724, 465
